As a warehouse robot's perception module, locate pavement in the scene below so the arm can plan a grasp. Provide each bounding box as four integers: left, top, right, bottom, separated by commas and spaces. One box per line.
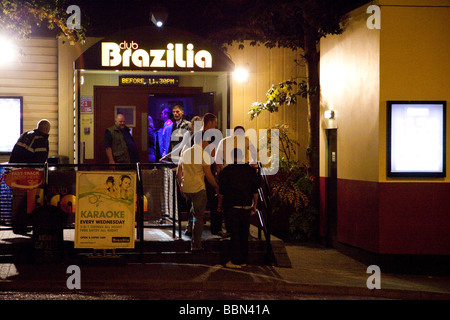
0, 241, 449, 300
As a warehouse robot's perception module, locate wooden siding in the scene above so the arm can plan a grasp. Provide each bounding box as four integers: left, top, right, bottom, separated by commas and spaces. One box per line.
225, 41, 309, 165
0, 37, 58, 161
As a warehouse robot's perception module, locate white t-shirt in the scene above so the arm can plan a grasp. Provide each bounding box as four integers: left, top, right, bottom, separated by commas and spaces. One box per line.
179, 144, 212, 194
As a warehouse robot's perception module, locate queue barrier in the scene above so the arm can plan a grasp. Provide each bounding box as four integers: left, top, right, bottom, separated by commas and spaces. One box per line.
0, 162, 180, 239
0, 161, 274, 263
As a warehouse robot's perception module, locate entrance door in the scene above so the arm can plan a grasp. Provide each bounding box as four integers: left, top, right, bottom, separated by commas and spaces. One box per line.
91, 86, 203, 164
326, 129, 337, 247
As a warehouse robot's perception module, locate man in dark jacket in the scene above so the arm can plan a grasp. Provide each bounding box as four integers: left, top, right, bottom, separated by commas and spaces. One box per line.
9, 119, 51, 235
105, 113, 139, 164
9, 119, 51, 164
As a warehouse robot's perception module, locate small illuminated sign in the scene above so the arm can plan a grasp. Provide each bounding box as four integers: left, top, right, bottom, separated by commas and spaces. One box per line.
387, 101, 446, 177
119, 75, 179, 86
101, 41, 212, 69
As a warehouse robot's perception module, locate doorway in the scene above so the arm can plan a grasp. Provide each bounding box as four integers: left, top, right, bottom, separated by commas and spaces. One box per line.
89, 86, 208, 164
326, 129, 337, 247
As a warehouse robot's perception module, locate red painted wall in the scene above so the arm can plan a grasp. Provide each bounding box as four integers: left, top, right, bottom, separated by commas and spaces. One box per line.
337, 179, 379, 253
334, 179, 450, 255
378, 182, 450, 255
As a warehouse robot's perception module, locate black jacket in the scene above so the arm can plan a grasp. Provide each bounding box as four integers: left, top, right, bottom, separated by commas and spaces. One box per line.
9, 129, 49, 164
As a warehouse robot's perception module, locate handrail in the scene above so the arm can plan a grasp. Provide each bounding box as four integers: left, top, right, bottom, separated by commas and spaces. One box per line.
256, 162, 276, 265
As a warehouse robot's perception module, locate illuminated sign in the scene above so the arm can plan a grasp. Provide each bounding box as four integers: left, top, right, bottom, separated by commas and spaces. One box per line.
387, 101, 446, 177
119, 75, 179, 86
5, 168, 44, 190
101, 41, 212, 69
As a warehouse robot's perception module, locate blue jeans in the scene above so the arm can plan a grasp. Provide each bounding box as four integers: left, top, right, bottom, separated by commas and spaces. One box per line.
184, 189, 207, 250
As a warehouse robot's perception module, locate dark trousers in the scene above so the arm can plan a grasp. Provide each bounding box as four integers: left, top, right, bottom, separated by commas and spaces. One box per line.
205, 178, 221, 234
227, 207, 251, 265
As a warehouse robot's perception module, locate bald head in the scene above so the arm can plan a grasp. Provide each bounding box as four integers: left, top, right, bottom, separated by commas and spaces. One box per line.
115, 113, 126, 129
37, 119, 51, 134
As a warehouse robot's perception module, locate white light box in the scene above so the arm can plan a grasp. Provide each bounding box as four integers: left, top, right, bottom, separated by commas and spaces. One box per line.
0, 97, 22, 154
387, 101, 446, 177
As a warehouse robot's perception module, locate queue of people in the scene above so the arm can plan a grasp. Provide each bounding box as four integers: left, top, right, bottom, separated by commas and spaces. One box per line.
8, 106, 260, 268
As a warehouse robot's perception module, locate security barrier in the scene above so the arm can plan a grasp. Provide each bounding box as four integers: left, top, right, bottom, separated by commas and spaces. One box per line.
0, 162, 179, 238
0, 161, 273, 264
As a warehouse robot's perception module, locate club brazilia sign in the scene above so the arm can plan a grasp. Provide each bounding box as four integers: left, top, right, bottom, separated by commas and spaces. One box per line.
74, 26, 234, 72
102, 41, 212, 69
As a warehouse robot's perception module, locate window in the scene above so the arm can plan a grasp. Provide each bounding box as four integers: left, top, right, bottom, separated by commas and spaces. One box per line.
0, 97, 22, 154
387, 101, 446, 177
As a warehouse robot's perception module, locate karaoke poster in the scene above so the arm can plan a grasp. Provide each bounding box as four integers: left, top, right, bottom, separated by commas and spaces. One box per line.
75, 171, 136, 249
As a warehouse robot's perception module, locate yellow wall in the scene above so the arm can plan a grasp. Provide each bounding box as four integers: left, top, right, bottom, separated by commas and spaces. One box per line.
379, 0, 450, 182
0, 38, 58, 162
320, 0, 449, 183
57, 39, 310, 165
226, 41, 309, 165
58, 37, 102, 162
320, 5, 381, 182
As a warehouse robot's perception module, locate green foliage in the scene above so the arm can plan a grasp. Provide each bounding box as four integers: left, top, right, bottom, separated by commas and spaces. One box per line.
249, 79, 310, 120
269, 160, 318, 241
0, 0, 86, 44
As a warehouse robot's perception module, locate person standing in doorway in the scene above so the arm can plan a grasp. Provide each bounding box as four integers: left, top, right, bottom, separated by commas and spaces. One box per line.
157, 107, 173, 158
168, 105, 191, 157
148, 115, 157, 163
105, 113, 139, 164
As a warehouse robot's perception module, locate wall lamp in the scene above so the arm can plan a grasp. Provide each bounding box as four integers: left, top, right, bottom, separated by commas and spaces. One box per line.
0, 36, 17, 66
234, 65, 249, 83
324, 110, 335, 119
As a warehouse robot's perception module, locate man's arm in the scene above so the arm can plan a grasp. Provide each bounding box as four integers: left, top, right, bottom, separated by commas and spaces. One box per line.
252, 193, 258, 213
104, 130, 115, 164
203, 165, 219, 194
106, 147, 115, 164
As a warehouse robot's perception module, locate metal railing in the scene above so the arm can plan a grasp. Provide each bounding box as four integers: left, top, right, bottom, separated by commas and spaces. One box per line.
256, 162, 276, 265
1, 161, 275, 264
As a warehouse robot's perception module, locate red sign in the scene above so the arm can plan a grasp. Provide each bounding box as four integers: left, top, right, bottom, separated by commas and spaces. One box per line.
80, 96, 93, 113
5, 168, 44, 190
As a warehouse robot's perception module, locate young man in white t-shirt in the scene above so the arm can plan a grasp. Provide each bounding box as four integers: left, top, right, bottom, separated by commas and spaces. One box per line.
176, 140, 219, 251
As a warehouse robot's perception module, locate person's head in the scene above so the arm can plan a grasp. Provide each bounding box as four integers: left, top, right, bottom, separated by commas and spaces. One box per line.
106, 176, 115, 187
231, 148, 244, 163
120, 175, 131, 190
172, 105, 184, 121
234, 126, 245, 135
115, 113, 126, 130
202, 113, 217, 130
37, 119, 51, 135
148, 115, 154, 129
190, 116, 202, 132
160, 107, 171, 122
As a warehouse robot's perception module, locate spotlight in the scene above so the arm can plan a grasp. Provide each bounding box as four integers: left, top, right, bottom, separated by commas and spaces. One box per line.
324, 110, 335, 119
151, 14, 163, 27
150, 6, 168, 28
0, 36, 17, 66
234, 67, 249, 82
